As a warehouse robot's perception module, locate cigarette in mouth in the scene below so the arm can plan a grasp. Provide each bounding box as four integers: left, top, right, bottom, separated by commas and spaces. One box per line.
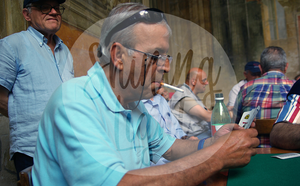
161, 83, 184, 93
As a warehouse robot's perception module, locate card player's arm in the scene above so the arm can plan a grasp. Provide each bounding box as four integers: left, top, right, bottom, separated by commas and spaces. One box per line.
270, 122, 300, 150
180, 97, 212, 122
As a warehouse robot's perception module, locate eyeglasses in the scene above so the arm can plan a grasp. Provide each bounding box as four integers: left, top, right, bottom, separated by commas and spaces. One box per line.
200, 78, 208, 84
27, 4, 65, 15
105, 8, 167, 47
125, 46, 172, 67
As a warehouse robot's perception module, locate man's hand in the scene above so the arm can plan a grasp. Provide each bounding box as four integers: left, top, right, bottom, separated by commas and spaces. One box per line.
211, 128, 259, 169
213, 124, 243, 141
204, 122, 257, 148
121, 124, 259, 186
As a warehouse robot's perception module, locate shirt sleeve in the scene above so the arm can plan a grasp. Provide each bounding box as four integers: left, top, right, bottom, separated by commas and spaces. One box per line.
275, 93, 300, 124
0, 39, 17, 91
228, 88, 236, 107
140, 103, 176, 163
179, 97, 199, 113
228, 82, 242, 107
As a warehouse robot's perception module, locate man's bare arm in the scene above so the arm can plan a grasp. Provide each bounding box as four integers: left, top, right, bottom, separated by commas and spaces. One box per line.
119, 128, 259, 186
188, 105, 212, 122
0, 85, 9, 117
163, 138, 199, 161
270, 122, 300, 149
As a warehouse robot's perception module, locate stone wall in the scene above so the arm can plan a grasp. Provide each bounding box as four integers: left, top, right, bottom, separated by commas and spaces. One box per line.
0, 115, 16, 185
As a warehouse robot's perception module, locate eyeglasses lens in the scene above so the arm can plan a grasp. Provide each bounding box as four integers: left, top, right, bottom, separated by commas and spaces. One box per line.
40, 5, 65, 14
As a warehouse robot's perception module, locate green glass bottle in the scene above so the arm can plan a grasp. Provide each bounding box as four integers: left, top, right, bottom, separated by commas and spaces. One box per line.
211, 93, 231, 136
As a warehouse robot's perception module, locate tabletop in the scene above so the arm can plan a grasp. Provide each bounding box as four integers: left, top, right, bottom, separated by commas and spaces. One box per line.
203, 147, 300, 186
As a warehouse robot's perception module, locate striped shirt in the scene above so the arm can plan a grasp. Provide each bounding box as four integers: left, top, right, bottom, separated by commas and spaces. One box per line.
276, 79, 300, 124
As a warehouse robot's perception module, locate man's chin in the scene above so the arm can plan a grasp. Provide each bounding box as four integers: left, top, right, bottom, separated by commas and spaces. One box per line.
141, 89, 157, 100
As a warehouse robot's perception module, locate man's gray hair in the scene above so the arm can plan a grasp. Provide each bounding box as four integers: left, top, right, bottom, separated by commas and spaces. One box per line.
260, 46, 287, 72
98, 2, 171, 64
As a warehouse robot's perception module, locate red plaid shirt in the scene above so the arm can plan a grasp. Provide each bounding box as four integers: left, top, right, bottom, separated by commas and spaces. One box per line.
236, 71, 295, 147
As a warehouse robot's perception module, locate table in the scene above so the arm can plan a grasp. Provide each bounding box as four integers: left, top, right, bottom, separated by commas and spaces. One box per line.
204, 148, 300, 186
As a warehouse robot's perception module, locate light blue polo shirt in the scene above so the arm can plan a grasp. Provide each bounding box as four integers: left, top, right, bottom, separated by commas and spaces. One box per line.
32, 62, 175, 186
0, 26, 74, 159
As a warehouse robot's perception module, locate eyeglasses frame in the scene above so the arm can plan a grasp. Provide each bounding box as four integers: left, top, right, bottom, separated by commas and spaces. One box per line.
124, 46, 172, 67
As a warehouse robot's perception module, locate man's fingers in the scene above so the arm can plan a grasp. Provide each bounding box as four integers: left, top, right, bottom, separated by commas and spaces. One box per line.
232, 124, 244, 130
247, 128, 258, 138
220, 123, 239, 131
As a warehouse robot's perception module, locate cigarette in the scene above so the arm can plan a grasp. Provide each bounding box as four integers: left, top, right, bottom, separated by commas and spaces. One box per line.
161, 83, 184, 93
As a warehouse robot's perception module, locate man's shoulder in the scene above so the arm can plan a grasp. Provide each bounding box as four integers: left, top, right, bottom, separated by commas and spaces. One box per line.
264, 72, 294, 87
1, 30, 28, 44
241, 75, 273, 89
61, 76, 90, 90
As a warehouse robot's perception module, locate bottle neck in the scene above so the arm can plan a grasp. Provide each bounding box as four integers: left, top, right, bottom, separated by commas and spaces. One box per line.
215, 99, 224, 104
215, 97, 224, 101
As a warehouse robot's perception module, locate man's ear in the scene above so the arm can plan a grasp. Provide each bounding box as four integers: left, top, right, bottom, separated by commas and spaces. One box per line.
110, 42, 124, 70
243, 71, 247, 78
284, 63, 289, 73
191, 78, 196, 86
258, 64, 263, 74
22, 8, 31, 22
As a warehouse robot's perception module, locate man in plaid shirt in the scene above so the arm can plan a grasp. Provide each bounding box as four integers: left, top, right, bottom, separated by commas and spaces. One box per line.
235, 46, 295, 147
270, 79, 300, 149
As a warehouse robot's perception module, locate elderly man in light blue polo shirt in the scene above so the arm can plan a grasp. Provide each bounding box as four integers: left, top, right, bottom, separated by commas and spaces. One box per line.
0, 0, 73, 179
32, 2, 259, 186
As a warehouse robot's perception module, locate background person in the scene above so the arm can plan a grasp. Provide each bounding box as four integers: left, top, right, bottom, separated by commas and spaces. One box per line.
0, 0, 73, 179
227, 61, 261, 108
142, 92, 198, 166
235, 46, 294, 147
169, 68, 212, 139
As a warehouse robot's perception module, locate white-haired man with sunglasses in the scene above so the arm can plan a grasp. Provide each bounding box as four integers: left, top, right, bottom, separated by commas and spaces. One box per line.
0, 0, 73, 180
32, 3, 258, 186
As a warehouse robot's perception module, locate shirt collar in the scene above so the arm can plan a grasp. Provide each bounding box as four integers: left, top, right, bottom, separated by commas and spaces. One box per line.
27, 26, 63, 48
262, 71, 285, 77
183, 83, 193, 92
88, 62, 135, 114
141, 94, 161, 106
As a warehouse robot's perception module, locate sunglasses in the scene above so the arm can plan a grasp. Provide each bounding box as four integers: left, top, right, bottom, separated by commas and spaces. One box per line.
104, 8, 167, 47
27, 4, 65, 15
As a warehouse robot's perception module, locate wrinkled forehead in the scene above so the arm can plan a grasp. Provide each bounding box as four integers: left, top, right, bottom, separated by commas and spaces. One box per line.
132, 22, 170, 51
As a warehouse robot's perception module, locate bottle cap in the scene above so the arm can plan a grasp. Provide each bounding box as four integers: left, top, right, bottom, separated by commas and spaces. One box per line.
215, 93, 224, 100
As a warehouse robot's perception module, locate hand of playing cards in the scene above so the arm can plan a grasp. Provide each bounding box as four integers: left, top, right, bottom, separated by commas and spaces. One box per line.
238, 106, 260, 129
